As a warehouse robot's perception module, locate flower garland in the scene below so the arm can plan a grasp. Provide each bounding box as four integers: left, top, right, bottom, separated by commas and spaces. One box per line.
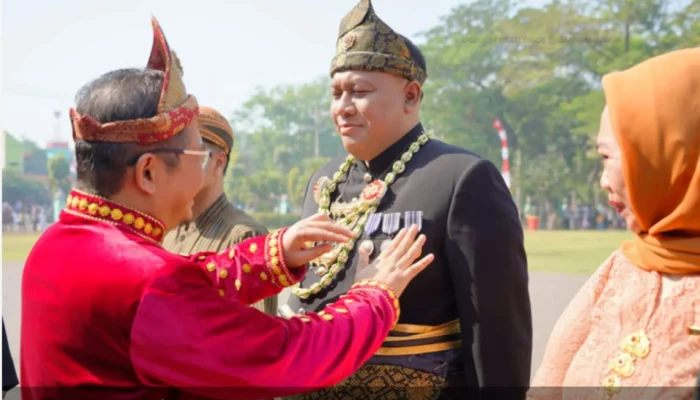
292, 131, 432, 299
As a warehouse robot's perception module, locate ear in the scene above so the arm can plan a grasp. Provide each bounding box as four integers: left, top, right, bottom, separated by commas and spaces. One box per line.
134, 154, 158, 195
215, 151, 227, 174
404, 81, 422, 112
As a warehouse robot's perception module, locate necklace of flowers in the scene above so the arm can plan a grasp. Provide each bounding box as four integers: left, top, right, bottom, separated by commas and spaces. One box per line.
292, 131, 432, 299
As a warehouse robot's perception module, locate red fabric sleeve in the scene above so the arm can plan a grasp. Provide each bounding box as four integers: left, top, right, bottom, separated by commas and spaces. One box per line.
130, 276, 399, 400
188, 227, 302, 306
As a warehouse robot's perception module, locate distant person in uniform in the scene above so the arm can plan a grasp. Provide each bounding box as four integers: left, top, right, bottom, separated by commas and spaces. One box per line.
283, 0, 531, 398
162, 106, 275, 314
3, 318, 19, 398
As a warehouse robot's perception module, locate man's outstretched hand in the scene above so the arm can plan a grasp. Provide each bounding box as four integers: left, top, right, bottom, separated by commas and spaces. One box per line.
282, 213, 354, 268
354, 225, 434, 297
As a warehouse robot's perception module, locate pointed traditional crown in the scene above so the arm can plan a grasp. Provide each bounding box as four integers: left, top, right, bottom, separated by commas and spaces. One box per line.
330, 0, 427, 84
69, 17, 199, 145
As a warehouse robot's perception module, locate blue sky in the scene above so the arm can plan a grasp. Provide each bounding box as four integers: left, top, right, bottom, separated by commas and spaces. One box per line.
1, 0, 547, 146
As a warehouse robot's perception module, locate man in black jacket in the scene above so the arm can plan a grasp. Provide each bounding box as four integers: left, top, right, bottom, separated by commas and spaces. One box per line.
3, 318, 19, 398
283, 0, 532, 398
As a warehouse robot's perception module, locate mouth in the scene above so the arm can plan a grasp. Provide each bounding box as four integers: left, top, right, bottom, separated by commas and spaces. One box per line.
338, 123, 362, 135
609, 201, 626, 214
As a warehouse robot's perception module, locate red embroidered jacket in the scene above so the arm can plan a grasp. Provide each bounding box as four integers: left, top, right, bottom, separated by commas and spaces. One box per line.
20, 190, 399, 400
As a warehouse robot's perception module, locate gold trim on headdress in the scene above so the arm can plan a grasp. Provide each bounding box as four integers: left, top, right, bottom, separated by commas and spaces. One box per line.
330, 0, 427, 84
70, 16, 199, 145
197, 106, 234, 154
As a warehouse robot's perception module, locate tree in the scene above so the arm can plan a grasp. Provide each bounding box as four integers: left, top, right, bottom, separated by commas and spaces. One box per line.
22, 139, 49, 176
2, 169, 50, 205
47, 154, 72, 198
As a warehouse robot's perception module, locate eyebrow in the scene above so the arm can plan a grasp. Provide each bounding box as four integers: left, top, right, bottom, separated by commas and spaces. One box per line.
332, 79, 372, 89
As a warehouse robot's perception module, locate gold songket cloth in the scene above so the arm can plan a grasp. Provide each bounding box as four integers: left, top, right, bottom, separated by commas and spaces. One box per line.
330, 0, 427, 84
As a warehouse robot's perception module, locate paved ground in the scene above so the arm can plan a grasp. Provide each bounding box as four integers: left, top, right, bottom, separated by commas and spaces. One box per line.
3, 261, 588, 386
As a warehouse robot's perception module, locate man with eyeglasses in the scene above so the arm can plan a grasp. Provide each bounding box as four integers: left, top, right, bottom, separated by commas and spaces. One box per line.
163, 106, 275, 315
19, 17, 436, 400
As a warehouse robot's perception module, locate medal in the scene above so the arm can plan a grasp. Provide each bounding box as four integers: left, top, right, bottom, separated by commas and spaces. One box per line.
404, 210, 423, 231
357, 212, 382, 257
364, 212, 383, 236
359, 239, 375, 256
278, 305, 295, 319
380, 212, 401, 254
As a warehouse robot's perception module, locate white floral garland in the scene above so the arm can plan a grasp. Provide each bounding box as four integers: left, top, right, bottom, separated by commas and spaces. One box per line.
292, 131, 432, 299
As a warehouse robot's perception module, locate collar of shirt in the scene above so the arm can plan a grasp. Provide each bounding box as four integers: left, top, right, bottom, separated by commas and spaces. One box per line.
354, 122, 424, 179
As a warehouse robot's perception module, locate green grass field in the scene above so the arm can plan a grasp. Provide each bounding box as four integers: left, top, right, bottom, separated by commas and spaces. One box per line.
2, 230, 633, 274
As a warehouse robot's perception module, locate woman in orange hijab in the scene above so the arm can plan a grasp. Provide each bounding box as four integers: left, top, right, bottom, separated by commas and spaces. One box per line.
528, 47, 700, 399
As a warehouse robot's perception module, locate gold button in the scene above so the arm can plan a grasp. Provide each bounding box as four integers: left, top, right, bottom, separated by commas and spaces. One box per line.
79, 198, 88, 210
322, 314, 333, 321
272, 266, 282, 275
144, 223, 153, 234
242, 264, 252, 273
269, 247, 278, 256
278, 276, 289, 286
71, 197, 80, 208
87, 203, 99, 215
271, 257, 279, 266
393, 299, 400, 308
134, 217, 145, 230
197, 255, 206, 261
268, 238, 278, 247
260, 272, 268, 281
235, 279, 242, 290
318, 310, 326, 316
123, 213, 135, 225
152, 227, 162, 237
66, 195, 72, 206
249, 243, 258, 253
206, 262, 216, 272
219, 269, 229, 279
111, 208, 123, 221
218, 289, 226, 297
99, 205, 111, 217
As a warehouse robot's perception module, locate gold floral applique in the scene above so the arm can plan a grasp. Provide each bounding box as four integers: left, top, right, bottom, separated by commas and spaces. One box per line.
601, 330, 651, 397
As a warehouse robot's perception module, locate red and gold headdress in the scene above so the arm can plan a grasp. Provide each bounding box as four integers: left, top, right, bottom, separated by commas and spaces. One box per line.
69, 17, 199, 145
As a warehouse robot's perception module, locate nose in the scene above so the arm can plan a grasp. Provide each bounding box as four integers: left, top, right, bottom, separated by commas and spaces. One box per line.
334, 92, 356, 118
599, 168, 610, 191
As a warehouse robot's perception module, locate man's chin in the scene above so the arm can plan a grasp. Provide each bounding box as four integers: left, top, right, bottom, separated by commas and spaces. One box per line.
341, 139, 371, 160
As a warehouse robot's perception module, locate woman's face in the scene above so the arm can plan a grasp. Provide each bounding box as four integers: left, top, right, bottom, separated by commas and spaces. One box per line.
596, 106, 640, 233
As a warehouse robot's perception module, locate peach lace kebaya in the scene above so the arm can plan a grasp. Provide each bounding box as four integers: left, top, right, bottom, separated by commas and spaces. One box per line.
528, 47, 700, 399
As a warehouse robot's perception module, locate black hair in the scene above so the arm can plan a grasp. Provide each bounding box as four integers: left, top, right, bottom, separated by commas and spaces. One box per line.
399, 35, 427, 100
73, 68, 188, 197
202, 138, 231, 176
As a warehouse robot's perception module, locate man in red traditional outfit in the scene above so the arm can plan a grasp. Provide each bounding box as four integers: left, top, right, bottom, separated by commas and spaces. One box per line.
19, 17, 434, 400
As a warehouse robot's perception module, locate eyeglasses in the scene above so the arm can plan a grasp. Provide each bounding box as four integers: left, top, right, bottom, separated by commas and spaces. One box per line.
126, 148, 213, 169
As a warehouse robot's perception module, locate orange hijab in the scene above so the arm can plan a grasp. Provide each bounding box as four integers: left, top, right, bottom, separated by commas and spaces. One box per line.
602, 48, 700, 275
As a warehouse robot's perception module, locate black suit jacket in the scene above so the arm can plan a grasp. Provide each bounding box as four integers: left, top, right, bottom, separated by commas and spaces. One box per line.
286, 123, 532, 394
3, 318, 19, 391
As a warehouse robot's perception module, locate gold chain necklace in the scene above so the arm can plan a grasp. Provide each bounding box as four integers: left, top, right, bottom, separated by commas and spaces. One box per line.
292, 131, 432, 299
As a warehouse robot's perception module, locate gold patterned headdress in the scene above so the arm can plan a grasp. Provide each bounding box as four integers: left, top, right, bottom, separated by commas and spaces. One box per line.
330, 0, 427, 84
197, 107, 234, 154
69, 17, 199, 145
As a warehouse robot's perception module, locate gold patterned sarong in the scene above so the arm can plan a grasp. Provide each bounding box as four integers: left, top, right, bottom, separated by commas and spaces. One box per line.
288, 364, 447, 400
